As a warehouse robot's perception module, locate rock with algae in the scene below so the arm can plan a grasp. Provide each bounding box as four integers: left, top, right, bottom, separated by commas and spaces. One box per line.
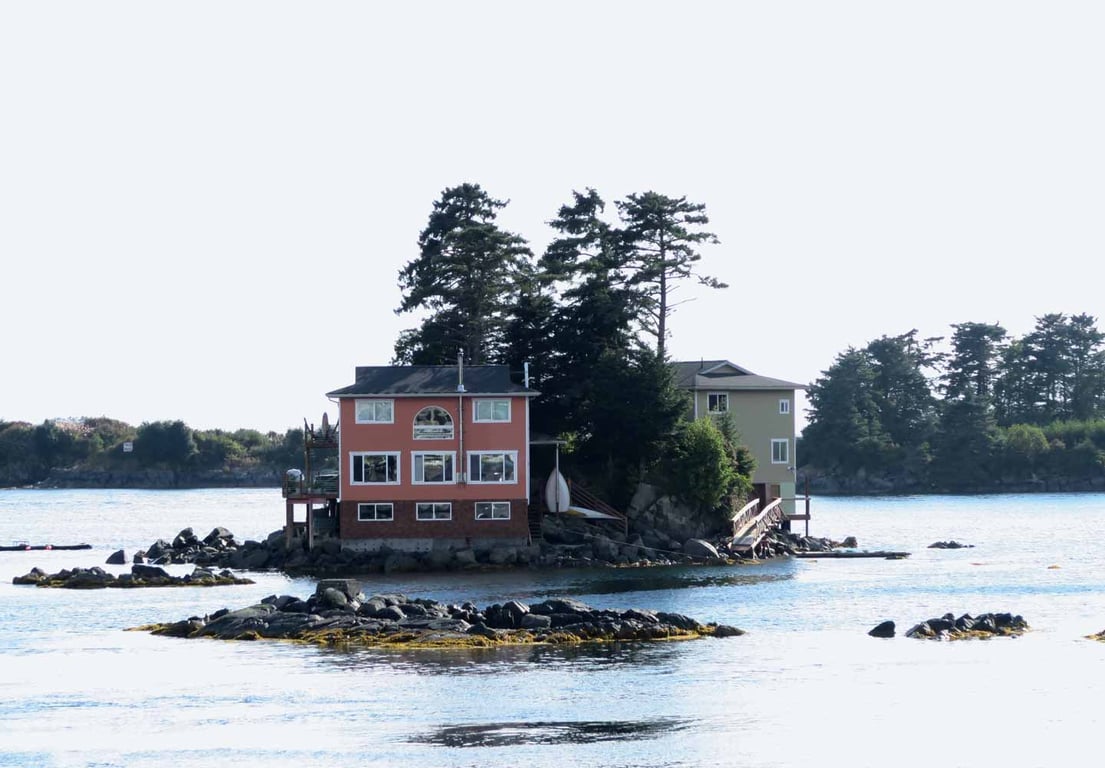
132, 579, 745, 649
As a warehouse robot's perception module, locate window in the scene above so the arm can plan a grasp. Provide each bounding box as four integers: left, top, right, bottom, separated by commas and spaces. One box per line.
474, 399, 511, 423
412, 406, 454, 440
357, 503, 394, 522
779, 399, 791, 415
351, 452, 400, 484
416, 502, 452, 521
771, 439, 789, 465
707, 392, 729, 413
412, 452, 455, 484
355, 399, 393, 424
468, 451, 517, 483
475, 501, 511, 520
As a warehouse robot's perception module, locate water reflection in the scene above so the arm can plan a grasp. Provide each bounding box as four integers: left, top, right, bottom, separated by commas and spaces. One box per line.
528, 567, 793, 598
313, 638, 686, 675
413, 717, 690, 747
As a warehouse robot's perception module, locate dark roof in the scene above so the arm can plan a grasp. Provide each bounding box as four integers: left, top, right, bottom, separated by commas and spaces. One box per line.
327, 365, 536, 397
671, 359, 805, 391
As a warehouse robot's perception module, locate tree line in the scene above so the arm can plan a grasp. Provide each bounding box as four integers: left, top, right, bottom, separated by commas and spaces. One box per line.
800, 314, 1105, 491
0, 417, 304, 486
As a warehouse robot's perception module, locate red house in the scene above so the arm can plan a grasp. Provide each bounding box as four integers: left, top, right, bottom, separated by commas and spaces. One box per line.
302, 362, 537, 553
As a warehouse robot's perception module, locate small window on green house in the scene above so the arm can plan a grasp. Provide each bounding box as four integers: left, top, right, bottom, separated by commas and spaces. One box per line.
707, 393, 728, 413
771, 439, 789, 465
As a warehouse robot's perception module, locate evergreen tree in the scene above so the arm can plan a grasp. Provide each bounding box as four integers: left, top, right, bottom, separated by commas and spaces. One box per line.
944, 322, 1007, 401
865, 330, 940, 453
395, 183, 533, 365
930, 394, 1003, 489
801, 347, 888, 474
616, 191, 725, 359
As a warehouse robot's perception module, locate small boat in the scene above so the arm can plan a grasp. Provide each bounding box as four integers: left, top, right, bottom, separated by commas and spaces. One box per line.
544, 470, 571, 513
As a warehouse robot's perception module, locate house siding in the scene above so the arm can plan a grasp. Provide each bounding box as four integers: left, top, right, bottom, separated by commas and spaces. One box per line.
336, 393, 531, 548
693, 388, 797, 487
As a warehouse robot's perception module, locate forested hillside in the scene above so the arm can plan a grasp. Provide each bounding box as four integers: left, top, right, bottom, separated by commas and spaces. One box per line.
800, 314, 1105, 493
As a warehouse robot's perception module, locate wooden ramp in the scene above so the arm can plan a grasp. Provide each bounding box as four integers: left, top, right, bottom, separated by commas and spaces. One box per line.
730, 498, 786, 557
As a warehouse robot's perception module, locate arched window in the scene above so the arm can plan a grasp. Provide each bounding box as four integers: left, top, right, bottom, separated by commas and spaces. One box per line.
413, 406, 454, 440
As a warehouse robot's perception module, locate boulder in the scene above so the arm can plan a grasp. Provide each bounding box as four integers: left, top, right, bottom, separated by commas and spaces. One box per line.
172, 528, 200, 550
868, 620, 896, 638
105, 549, 127, 565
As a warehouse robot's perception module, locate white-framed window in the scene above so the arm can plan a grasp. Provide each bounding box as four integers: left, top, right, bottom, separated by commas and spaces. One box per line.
771, 439, 790, 465
707, 392, 729, 413
779, 399, 791, 415
350, 452, 400, 484
416, 502, 452, 521
412, 406, 454, 440
475, 501, 511, 520
355, 399, 394, 424
412, 451, 455, 484
473, 399, 511, 423
357, 503, 394, 522
468, 451, 518, 483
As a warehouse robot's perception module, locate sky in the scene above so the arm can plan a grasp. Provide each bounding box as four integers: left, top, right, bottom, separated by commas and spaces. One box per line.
2, 1, 1103, 436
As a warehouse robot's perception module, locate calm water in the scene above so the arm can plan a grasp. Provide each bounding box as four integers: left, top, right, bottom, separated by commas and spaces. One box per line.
2, 489, 1105, 767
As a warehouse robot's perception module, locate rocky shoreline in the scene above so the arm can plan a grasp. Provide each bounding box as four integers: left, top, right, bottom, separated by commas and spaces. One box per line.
134, 579, 744, 649
121, 519, 844, 577
12, 564, 254, 588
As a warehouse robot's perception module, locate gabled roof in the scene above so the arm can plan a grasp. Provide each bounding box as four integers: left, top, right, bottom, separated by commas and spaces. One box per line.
327, 365, 536, 397
671, 359, 806, 391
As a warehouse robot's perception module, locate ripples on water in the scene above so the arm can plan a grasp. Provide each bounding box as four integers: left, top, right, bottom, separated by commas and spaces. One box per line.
4, 489, 1105, 767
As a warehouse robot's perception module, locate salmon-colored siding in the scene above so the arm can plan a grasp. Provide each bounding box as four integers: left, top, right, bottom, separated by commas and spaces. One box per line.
335, 393, 531, 544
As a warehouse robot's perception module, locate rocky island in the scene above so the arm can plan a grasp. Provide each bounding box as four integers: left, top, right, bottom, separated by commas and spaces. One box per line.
134, 579, 745, 649
13, 564, 254, 588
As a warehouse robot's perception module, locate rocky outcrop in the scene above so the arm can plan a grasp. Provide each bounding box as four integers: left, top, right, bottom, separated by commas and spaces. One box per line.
136, 516, 850, 577
12, 564, 253, 588
904, 612, 1028, 640
136, 580, 745, 648
928, 540, 974, 549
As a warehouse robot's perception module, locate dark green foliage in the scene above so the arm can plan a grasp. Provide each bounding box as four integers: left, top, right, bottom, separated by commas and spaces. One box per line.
616, 191, 725, 359
944, 322, 1007, 400
394, 183, 533, 365
661, 418, 738, 515
929, 394, 1003, 490
804, 314, 1105, 491
134, 421, 197, 467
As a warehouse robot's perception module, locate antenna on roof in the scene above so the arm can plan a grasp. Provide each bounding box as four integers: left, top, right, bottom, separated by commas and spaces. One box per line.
457, 350, 466, 393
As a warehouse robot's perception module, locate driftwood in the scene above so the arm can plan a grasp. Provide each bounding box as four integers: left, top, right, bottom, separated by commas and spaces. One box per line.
793, 550, 910, 560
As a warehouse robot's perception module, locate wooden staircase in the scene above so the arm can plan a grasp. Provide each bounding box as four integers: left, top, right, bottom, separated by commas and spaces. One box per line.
731, 498, 786, 557
527, 503, 543, 543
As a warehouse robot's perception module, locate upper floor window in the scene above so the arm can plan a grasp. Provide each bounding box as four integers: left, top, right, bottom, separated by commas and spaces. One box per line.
771, 439, 790, 465
412, 452, 455, 484
779, 399, 791, 415
351, 452, 400, 484
474, 399, 511, 423
355, 399, 393, 424
468, 451, 517, 483
707, 392, 729, 413
413, 406, 454, 440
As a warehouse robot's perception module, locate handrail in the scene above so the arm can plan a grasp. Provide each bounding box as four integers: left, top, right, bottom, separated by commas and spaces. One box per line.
731, 498, 760, 538
732, 498, 785, 554
566, 479, 629, 536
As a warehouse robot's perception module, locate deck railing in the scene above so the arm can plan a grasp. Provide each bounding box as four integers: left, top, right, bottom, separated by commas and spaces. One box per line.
566, 480, 629, 536
730, 498, 761, 539
732, 498, 785, 555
